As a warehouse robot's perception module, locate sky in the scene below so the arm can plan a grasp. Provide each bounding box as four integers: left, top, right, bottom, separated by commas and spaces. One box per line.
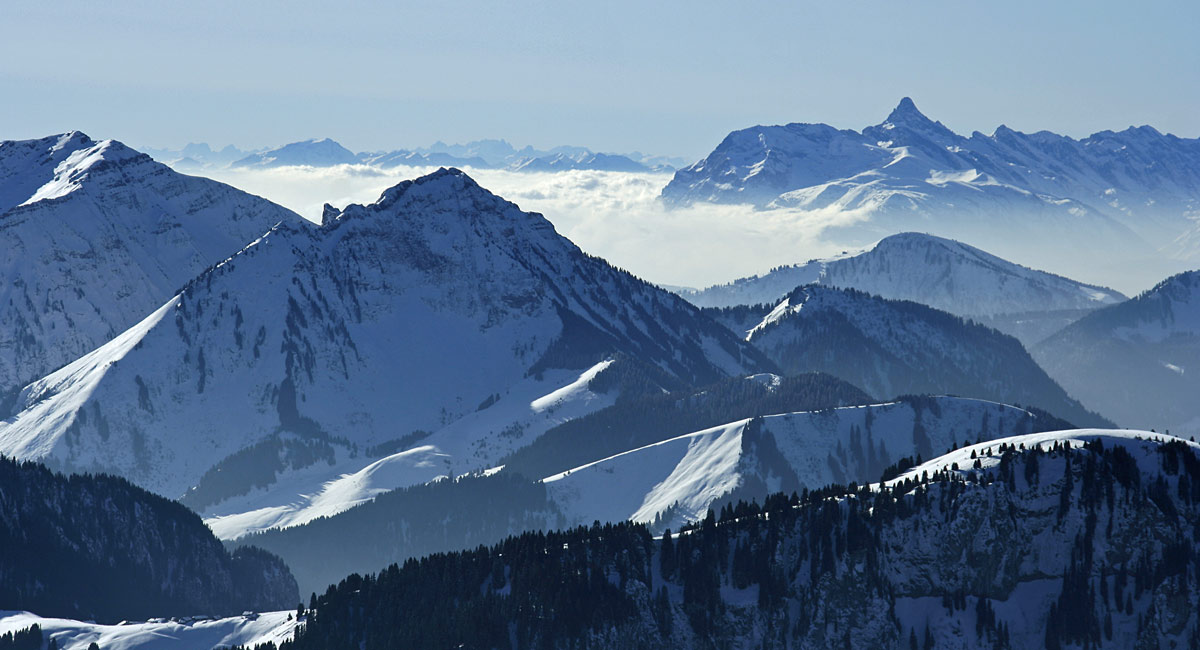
2, 1, 1198, 159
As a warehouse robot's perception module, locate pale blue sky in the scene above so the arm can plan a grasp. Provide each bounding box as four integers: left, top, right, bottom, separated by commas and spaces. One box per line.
2, 0, 1196, 159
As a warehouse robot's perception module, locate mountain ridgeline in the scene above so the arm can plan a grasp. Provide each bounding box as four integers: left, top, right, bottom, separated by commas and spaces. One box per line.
270, 431, 1200, 649
1034, 270, 1200, 434
676, 232, 1126, 347
0, 456, 297, 623
233, 393, 1069, 599
705, 284, 1112, 429
0, 168, 770, 502
499, 372, 871, 481
662, 98, 1200, 290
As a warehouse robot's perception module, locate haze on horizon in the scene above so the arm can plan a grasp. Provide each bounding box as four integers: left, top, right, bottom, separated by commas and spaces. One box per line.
2, 0, 1197, 159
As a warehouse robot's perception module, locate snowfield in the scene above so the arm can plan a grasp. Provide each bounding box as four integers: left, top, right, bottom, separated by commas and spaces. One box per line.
0, 611, 296, 650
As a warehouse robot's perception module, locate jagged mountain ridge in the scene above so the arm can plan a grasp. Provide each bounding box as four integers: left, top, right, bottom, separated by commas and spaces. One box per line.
0, 168, 770, 503
0, 132, 301, 393
278, 429, 1200, 649
1033, 270, 1200, 433
675, 232, 1125, 344
663, 98, 1200, 231
661, 98, 1200, 289
713, 284, 1111, 427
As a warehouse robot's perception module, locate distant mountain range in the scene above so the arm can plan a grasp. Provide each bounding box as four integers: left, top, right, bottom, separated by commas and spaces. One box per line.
661, 98, 1200, 290
145, 137, 685, 173
675, 231, 1127, 346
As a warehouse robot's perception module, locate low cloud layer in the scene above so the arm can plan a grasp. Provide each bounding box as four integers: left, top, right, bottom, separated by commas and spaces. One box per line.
198, 165, 871, 290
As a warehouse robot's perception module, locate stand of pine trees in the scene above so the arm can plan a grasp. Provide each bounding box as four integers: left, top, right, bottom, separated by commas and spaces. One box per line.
267, 437, 1200, 649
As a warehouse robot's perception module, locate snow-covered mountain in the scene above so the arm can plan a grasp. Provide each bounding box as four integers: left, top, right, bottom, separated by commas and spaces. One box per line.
544, 396, 1062, 532
157, 137, 677, 174
675, 232, 1125, 344
662, 98, 1200, 288
0, 168, 769, 509
716, 284, 1110, 427
1033, 270, 1200, 433
359, 149, 490, 169
0, 132, 301, 393
508, 152, 658, 173
230, 138, 360, 168
287, 428, 1200, 649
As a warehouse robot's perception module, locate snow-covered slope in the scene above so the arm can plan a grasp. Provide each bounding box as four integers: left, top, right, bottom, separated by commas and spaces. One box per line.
677, 232, 1125, 340
230, 138, 359, 168
0, 168, 768, 508
681, 231, 1126, 313
728, 284, 1109, 427
1033, 270, 1200, 433
0, 610, 297, 650
203, 360, 617, 540
662, 98, 1200, 286
289, 427, 1200, 649
544, 396, 1057, 531
0, 132, 302, 392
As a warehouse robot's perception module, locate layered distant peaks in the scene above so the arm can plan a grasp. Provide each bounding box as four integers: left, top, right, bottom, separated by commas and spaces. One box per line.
661, 98, 1200, 291
675, 231, 1126, 326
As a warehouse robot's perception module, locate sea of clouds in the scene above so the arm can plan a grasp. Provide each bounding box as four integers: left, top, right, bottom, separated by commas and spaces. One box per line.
197, 164, 874, 290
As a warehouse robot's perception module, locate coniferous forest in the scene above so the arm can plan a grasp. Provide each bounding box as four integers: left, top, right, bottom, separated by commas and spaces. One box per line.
251, 437, 1200, 649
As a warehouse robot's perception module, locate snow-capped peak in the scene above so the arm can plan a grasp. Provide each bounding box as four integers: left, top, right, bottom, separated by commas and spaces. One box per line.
0, 131, 302, 392
675, 231, 1126, 320
20, 138, 144, 206
882, 97, 934, 128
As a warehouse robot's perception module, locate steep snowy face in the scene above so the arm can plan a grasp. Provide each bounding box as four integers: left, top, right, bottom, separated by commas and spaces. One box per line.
0, 132, 302, 392
738, 285, 1108, 428
677, 232, 1126, 320
1033, 270, 1200, 432
230, 138, 360, 168
545, 396, 1058, 531
0, 168, 768, 498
